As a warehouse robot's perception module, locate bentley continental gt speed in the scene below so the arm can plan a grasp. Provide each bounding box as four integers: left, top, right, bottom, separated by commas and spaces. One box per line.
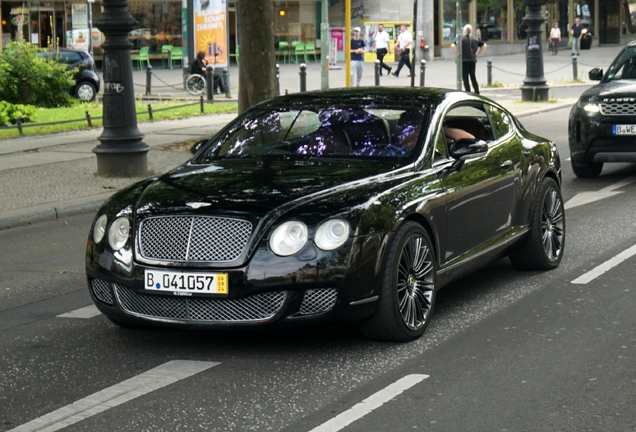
86, 88, 565, 342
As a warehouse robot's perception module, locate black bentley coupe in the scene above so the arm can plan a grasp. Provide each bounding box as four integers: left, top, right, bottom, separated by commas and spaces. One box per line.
86, 88, 565, 342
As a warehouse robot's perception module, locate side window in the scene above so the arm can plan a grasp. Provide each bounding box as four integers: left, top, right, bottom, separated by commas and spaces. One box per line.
486, 105, 512, 140
59, 51, 82, 65
434, 128, 448, 160
442, 104, 493, 144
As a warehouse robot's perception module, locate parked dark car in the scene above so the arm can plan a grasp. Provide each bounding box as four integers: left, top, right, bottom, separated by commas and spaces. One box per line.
569, 40, 636, 177
478, 24, 502, 41
86, 88, 565, 342
37, 48, 100, 102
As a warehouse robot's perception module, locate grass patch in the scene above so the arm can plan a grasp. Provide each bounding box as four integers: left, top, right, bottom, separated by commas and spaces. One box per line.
0, 101, 237, 139
483, 81, 505, 88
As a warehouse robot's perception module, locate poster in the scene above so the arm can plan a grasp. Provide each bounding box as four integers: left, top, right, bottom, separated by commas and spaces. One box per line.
193, 0, 227, 67
72, 4, 88, 29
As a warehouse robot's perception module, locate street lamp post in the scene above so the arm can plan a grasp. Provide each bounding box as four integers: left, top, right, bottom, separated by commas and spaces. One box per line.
87, 0, 94, 58
520, 0, 549, 101
93, 0, 150, 177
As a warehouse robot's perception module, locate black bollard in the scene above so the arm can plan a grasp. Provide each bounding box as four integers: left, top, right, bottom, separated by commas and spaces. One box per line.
16, 118, 23, 135
276, 64, 281, 95
206, 65, 214, 101
487, 59, 492, 86
222, 67, 230, 96
85, 110, 93, 127
145, 65, 152, 95
572, 55, 578, 81
200, 95, 204, 113
147, 104, 153, 121
299, 63, 307, 92
419, 60, 426, 87
374, 60, 380, 86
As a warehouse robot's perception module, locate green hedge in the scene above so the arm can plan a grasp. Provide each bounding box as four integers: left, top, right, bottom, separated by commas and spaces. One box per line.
0, 101, 36, 126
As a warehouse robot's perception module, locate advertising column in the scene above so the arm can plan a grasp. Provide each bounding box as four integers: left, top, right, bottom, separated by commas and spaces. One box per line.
193, 0, 228, 68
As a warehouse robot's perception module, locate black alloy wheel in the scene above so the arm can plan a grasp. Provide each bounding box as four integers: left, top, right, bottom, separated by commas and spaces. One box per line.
359, 221, 436, 342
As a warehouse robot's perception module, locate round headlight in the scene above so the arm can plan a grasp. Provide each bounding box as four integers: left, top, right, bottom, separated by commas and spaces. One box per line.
108, 217, 131, 251
270, 221, 308, 256
93, 214, 108, 244
315, 219, 350, 250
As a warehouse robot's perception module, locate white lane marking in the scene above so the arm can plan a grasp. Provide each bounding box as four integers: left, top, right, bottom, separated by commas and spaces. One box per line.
56, 305, 101, 319
8, 360, 219, 432
309, 374, 429, 432
572, 244, 636, 285
565, 176, 636, 210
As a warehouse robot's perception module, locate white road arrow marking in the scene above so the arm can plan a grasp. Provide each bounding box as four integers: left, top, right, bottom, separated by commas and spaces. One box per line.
565, 176, 636, 210
56, 305, 101, 319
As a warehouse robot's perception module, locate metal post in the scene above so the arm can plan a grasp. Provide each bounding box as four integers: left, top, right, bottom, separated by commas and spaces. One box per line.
419, 59, 426, 87
93, 0, 150, 177
299, 63, 307, 92
222, 67, 230, 96
572, 55, 578, 81
320, 0, 329, 90
87, 0, 94, 58
487, 59, 492, 86
145, 65, 152, 95
200, 95, 204, 113
455, 0, 462, 91
276, 64, 281, 95
147, 104, 153, 121
16, 118, 23, 135
85, 110, 93, 127
374, 60, 380, 86
520, 0, 549, 101
206, 64, 214, 101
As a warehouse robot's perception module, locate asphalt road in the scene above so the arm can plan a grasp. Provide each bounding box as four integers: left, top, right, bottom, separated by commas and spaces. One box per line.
1, 103, 636, 432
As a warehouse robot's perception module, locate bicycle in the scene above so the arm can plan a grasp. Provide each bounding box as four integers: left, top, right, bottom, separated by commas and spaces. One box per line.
184, 73, 206, 96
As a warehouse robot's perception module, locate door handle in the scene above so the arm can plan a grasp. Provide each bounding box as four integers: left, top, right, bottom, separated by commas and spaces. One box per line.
500, 160, 513, 170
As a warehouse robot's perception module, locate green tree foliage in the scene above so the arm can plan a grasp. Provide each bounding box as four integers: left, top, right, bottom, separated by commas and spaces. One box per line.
0, 42, 76, 108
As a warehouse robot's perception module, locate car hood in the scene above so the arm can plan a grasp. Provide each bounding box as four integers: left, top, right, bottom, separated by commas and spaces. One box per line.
581, 80, 636, 101
134, 158, 408, 220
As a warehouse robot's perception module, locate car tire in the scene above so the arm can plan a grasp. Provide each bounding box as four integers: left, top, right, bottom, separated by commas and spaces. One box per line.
510, 177, 565, 270
358, 221, 436, 342
571, 159, 603, 178
75, 81, 97, 102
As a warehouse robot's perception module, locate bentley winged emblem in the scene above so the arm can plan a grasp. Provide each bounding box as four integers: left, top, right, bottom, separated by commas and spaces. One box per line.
185, 202, 212, 209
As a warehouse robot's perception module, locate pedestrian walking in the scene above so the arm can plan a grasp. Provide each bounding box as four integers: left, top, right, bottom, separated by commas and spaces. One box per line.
391, 24, 413, 77
371, 23, 392, 76
451, 24, 487, 94
350, 27, 365, 86
570, 17, 583, 56
550, 22, 561, 55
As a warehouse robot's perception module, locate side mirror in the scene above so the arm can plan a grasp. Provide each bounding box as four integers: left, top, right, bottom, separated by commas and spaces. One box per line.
589, 68, 603, 81
449, 139, 488, 160
190, 139, 207, 155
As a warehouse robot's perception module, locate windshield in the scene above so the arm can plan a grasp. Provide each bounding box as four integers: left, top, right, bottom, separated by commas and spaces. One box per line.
605, 47, 636, 81
192, 105, 428, 164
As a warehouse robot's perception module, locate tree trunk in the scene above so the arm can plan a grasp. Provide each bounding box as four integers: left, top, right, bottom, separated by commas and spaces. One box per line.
237, 0, 277, 114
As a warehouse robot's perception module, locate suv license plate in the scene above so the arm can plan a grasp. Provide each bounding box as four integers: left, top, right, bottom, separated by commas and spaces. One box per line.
144, 270, 228, 295
613, 125, 636, 135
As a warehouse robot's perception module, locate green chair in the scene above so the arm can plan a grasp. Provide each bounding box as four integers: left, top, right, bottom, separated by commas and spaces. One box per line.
304, 41, 317, 62
293, 42, 306, 64
169, 47, 183, 69
132, 47, 150, 70
229, 44, 239, 67
278, 41, 290, 63
161, 44, 173, 68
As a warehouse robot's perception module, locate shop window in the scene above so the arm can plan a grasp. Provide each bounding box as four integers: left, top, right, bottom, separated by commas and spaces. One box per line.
442, 0, 469, 43
477, 0, 507, 42
274, 1, 317, 47
513, 0, 528, 41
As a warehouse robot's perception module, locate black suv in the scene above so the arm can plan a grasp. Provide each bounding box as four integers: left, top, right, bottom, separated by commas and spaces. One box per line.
37, 48, 101, 102
569, 41, 636, 177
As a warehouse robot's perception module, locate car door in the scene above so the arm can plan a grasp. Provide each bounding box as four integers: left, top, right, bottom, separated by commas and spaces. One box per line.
435, 103, 516, 266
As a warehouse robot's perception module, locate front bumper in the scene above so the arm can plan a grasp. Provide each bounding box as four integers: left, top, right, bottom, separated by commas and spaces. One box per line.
569, 109, 636, 164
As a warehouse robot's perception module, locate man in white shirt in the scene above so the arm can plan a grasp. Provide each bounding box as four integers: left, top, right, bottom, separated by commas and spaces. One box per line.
391, 24, 413, 77
371, 23, 392, 76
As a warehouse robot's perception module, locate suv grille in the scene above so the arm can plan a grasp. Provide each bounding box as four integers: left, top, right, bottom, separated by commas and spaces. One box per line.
600, 102, 636, 116
139, 216, 252, 262
114, 284, 286, 322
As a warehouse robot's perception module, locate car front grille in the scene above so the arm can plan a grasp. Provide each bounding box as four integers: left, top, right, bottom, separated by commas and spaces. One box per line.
600, 102, 636, 116
299, 288, 338, 315
113, 284, 286, 322
139, 216, 253, 262
91, 278, 114, 305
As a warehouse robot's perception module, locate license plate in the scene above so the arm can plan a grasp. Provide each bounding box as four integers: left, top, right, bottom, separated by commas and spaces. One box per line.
144, 270, 228, 295
613, 124, 636, 135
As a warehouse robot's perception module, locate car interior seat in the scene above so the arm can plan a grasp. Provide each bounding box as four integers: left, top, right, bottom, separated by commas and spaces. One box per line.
395, 110, 424, 149
442, 116, 488, 141
297, 109, 351, 155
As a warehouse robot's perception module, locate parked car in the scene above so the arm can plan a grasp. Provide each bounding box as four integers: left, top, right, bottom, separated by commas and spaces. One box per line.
86, 88, 565, 342
569, 40, 636, 177
37, 48, 100, 102
478, 24, 502, 41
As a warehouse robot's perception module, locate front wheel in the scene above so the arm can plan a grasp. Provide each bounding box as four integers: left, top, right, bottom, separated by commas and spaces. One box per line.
510, 177, 565, 270
75, 82, 97, 102
358, 222, 436, 342
185, 74, 206, 96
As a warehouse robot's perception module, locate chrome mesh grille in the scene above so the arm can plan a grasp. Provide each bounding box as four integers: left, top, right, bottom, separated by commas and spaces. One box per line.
139, 216, 253, 262
600, 102, 636, 116
299, 288, 337, 315
114, 284, 286, 322
91, 278, 113, 305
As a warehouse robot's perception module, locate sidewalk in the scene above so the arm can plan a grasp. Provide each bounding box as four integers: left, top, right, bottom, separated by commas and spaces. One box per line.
0, 44, 621, 231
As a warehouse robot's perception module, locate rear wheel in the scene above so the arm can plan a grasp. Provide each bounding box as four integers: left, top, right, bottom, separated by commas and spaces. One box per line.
510, 177, 565, 270
185, 74, 206, 96
358, 222, 436, 342
75, 82, 97, 102
571, 159, 603, 178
